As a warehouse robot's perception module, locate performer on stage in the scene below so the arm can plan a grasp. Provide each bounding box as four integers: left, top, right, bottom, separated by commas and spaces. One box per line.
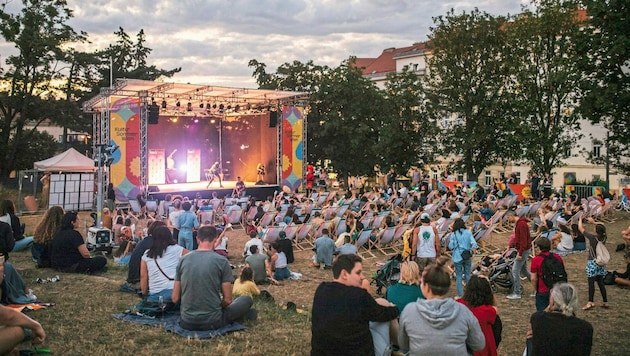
166, 149, 177, 184
256, 163, 265, 183
233, 176, 246, 197
206, 161, 223, 188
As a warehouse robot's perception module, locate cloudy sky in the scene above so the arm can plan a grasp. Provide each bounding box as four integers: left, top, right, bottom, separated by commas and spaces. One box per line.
3, 0, 527, 88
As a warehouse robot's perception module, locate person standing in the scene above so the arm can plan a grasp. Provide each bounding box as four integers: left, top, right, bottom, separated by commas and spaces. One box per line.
541, 173, 553, 199
206, 161, 223, 188
529, 172, 541, 200
256, 163, 265, 183
507, 210, 531, 300
458, 275, 499, 356
106, 182, 116, 212
40, 172, 51, 209
448, 218, 478, 298
530, 238, 564, 312
172, 226, 255, 331
311, 254, 399, 356
411, 213, 440, 271
177, 201, 199, 251
578, 216, 608, 310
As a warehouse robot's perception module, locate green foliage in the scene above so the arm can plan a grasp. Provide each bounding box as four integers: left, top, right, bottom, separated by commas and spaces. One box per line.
505, 0, 585, 175
578, 0, 630, 175
425, 8, 512, 181
10, 129, 58, 171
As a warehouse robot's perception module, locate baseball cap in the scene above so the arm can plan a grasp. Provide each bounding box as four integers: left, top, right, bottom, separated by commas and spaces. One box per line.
421, 213, 431, 223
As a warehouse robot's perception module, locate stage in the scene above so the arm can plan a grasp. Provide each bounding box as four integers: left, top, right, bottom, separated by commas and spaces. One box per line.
146, 180, 279, 202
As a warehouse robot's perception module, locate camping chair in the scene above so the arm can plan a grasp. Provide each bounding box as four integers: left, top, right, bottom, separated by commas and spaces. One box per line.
244, 206, 257, 223
335, 219, 347, 237
226, 207, 243, 229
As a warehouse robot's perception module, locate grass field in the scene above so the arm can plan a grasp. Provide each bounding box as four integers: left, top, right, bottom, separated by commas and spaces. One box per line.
7, 210, 630, 355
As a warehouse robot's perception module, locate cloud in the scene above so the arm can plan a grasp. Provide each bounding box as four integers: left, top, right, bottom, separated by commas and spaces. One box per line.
1, 0, 524, 87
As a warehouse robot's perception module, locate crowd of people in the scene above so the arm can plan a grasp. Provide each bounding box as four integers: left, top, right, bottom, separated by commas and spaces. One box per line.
0, 167, 628, 354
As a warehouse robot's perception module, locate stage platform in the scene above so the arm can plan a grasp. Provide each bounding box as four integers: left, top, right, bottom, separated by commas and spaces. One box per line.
146, 180, 279, 202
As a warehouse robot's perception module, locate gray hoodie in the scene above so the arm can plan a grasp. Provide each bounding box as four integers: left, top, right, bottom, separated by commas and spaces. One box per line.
398, 297, 485, 356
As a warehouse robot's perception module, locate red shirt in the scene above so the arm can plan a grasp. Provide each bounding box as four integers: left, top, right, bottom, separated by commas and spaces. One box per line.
457, 299, 498, 356
514, 217, 531, 256
530, 251, 564, 293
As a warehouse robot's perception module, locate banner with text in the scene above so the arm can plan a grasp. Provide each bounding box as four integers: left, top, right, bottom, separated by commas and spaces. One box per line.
109, 96, 142, 201
281, 106, 304, 192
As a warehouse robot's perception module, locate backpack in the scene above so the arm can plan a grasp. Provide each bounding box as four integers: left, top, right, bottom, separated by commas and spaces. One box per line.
540, 252, 568, 289
594, 242, 610, 266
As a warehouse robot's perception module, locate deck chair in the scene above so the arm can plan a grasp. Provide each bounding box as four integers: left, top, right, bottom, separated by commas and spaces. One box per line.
392, 224, 411, 247
335, 219, 347, 237
295, 223, 314, 250
244, 206, 257, 223
262, 225, 285, 244
198, 210, 215, 225
283, 224, 299, 242
355, 229, 376, 258
316, 193, 328, 207
257, 211, 277, 229
226, 207, 243, 229
376, 226, 398, 255
337, 204, 349, 218
128, 199, 142, 215
370, 212, 389, 229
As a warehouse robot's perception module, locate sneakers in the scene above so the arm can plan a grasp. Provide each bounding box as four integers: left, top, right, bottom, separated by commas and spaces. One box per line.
506, 293, 522, 300
319, 262, 326, 270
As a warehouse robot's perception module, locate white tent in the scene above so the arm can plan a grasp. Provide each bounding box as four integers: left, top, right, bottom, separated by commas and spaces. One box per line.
34, 148, 95, 172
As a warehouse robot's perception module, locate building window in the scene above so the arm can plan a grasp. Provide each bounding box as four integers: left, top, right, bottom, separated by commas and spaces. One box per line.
457, 173, 464, 181
432, 170, 438, 181
592, 143, 602, 158
485, 170, 492, 187
412, 63, 418, 71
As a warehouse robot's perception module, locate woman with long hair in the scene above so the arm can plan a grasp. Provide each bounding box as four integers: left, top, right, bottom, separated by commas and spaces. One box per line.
233, 266, 260, 298
578, 215, 608, 310
386, 260, 424, 313
124, 220, 167, 292
399, 256, 485, 355
31, 206, 64, 267
459, 275, 499, 356
448, 218, 479, 298
140, 226, 187, 302
50, 212, 107, 273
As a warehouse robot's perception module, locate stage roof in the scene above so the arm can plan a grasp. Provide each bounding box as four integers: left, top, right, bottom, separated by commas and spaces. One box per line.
82, 79, 308, 115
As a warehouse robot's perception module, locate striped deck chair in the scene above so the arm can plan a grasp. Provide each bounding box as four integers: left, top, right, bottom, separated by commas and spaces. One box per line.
226, 207, 244, 229
294, 223, 314, 250
198, 211, 215, 226
337, 204, 350, 218
360, 214, 373, 229
244, 206, 257, 223
355, 229, 376, 258
283, 224, 299, 242
376, 226, 398, 255
485, 210, 508, 233
336, 219, 347, 237
370, 213, 389, 229
527, 201, 542, 218
257, 211, 277, 229
262, 225, 285, 244
316, 193, 328, 207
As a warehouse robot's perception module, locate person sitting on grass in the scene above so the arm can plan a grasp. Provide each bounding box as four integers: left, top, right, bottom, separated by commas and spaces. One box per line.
458, 275, 500, 356
31, 206, 64, 268
233, 267, 260, 298
114, 239, 135, 265
0, 303, 46, 355
50, 211, 107, 274
612, 251, 630, 287
267, 242, 291, 281
173, 226, 256, 331
141, 226, 188, 303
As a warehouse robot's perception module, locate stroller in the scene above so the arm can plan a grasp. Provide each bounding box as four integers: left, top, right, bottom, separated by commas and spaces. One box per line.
372, 254, 403, 295
474, 249, 517, 292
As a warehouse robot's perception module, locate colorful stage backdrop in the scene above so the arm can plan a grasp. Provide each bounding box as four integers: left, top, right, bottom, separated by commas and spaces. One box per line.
109, 96, 142, 201
281, 106, 304, 192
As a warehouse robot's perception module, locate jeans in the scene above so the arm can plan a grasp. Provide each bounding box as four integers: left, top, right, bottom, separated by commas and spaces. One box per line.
147, 289, 174, 303
454, 259, 472, 297
274, 267, 291, 280
535, 292, 550, 311
12, 237, 33, 252
369, 321, 391, 356
178, 230, 193, 250
511, 249, 530, 295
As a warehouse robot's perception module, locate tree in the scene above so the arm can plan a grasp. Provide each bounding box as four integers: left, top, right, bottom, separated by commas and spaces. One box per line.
0, 0, 87, 176
505, 0, 585, 175
425, 8, 512, 181
578, 0, 630, 175
379, 67, 436, 173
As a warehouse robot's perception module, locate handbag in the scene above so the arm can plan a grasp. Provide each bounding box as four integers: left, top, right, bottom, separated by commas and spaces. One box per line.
455, 231, 472, 260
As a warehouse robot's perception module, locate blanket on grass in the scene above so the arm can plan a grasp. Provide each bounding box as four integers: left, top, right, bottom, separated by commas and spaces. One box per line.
112, 312, 246, 339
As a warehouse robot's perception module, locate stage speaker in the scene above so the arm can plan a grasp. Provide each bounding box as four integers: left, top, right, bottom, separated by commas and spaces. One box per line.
148, 104, 160, 124
269, 111, 278, 127
148, 185, 160, 193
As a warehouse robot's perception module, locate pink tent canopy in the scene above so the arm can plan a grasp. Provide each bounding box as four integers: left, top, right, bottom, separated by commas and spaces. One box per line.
34, 148, 95, 172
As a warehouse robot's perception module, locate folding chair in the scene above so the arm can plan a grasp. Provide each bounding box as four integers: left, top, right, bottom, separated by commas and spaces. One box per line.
335, 219, 347, 237
376, 226, 398, 255
226, 207, 244, 229
283, 224, 298, 242
198, 211, 215, 225
295, 223, 314, 250
262, 225, 285, 244
257, 211, 277, 229
355, 229, 376, 258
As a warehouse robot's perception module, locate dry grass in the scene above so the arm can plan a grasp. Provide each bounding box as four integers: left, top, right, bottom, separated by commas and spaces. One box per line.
8, 211, 630, 355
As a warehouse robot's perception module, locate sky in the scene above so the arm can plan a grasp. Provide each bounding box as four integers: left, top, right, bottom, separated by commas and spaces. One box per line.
2, 0, 527, 89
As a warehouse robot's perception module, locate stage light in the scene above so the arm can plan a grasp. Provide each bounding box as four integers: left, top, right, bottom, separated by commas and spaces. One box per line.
161, 100, 167, 109
199, 103, 204, 109
210, 119, 216, 124
193, 118, 199, 123
235, 104, 240, 112
227, 104, 232, 110
212, 103, 217, 109
240, 144, 249, 150
187, 102, 192, 111
176, 101, 181, 107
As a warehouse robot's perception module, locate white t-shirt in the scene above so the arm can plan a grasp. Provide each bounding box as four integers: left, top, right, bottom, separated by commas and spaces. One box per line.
417, 225, 437, 258
243, 238, 264, 257
142, 244, 185, 294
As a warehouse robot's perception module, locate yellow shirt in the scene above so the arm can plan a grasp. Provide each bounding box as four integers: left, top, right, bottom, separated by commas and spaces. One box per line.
232, 278, 260, 297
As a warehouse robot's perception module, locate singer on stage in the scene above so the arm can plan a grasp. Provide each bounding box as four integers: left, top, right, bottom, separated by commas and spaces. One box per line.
256, 163, 265, 183
206, 161, 223, 188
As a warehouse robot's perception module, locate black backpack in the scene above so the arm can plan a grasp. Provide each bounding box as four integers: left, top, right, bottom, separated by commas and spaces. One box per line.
540, 252, 567, 289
